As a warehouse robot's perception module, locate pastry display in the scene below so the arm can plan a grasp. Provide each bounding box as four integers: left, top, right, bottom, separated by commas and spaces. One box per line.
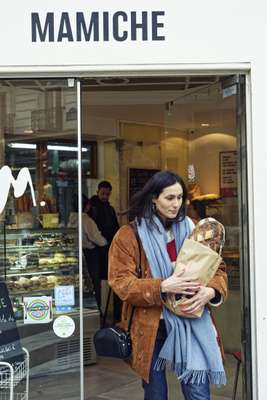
39, 257, 51, 266
1, 229, 80, 315
15, 277, 31, 289
38, 252, 78, 268
30, 276, 41, 287
39, 276, 48, 287
65, 256, 79, 264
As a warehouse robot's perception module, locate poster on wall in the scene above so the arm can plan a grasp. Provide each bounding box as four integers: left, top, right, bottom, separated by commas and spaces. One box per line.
219, 151, 238, 197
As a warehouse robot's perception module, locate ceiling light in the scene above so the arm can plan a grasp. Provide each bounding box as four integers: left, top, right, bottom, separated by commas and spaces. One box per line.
8, 143, 36, 149
8, 143, 88, 152
47, 145, 88, 152
201, 123, 210, 127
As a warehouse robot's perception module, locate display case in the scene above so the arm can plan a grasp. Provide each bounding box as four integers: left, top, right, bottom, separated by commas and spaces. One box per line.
0, 227, 79, 315
0, 226, 100, 374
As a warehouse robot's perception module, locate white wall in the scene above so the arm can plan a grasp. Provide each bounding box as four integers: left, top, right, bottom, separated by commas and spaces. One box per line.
1, 0, 267, 397
190, 132, 237, 195
0, 0, 263, 67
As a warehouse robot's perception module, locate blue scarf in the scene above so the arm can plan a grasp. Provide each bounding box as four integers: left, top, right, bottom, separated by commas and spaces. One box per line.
137, 216, 226, 385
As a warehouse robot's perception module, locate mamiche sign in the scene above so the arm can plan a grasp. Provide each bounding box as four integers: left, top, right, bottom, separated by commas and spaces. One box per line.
0, 2, 177, 66
31, 11, 165, 42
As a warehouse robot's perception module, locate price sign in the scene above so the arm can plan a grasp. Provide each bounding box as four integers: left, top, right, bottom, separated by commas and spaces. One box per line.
55, 286, 75, 312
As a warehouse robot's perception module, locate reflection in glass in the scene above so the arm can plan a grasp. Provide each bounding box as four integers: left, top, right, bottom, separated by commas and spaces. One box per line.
0, 79, 88, 400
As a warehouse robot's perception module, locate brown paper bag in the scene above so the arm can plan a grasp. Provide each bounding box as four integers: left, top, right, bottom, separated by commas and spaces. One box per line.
163, 217, 225, 318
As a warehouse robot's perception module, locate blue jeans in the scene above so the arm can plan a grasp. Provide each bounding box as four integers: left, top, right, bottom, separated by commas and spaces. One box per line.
142, 320, 210, 400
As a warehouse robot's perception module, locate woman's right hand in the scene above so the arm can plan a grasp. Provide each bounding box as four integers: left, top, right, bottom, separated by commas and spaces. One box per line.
161, 269, 200, 295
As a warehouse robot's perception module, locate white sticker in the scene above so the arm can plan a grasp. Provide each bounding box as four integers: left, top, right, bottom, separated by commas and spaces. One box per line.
54, 285, 75, 307
53, 315, 75, 338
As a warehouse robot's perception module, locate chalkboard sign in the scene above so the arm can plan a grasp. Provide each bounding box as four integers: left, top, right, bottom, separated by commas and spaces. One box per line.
0, 281, 24, 367
128, 168, 160, 201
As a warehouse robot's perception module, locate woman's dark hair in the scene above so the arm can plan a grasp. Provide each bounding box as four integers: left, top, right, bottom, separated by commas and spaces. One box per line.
129, 170, 187, 226
72, 194, 90, 213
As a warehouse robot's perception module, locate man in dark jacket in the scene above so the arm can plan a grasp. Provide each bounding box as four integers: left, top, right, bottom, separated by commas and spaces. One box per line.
90, 181, 121, 322
90, 181, 120, 246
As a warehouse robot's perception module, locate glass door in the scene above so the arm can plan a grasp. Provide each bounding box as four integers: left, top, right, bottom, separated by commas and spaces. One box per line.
0, 78, 84, 399
163, 75, 249, 400
78, 74, 249, 400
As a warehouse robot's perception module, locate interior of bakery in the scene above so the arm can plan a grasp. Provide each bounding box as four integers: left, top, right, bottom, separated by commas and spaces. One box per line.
0, 76, 245, 399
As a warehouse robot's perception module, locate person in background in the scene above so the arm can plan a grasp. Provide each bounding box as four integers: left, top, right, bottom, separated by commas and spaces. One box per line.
108, 171, 227, 400
68, 195, 107, 314
90, 181, 121, 323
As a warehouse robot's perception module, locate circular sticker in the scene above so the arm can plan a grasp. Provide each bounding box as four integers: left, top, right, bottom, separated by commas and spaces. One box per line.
53, 315, 75, 338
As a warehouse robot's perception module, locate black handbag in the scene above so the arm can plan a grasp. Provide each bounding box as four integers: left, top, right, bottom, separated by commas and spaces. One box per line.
93, 315, 134, 359
93, 224, 141, 360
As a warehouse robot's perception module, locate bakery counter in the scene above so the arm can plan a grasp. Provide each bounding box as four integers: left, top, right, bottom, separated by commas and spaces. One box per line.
0, 228, 79, 272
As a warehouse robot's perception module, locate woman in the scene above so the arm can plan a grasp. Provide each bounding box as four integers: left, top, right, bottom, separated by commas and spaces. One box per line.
68, 195, 107, 312
108, 171, 227, 400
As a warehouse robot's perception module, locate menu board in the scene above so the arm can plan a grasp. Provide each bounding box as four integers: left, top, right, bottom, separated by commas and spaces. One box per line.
0, 281, 24, 366
128, 168, 160, 201
220, 151, 238, 197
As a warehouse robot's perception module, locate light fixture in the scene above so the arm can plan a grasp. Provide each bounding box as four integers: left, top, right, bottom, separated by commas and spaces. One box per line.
8, 143, 88, 152
47, 144, 88, 152
9, 143, 36, 149
165, 101, 174, 116
201, 123, 210, 127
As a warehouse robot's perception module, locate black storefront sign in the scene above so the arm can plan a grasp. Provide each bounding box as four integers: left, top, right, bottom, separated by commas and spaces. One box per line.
0, 282, 24, 367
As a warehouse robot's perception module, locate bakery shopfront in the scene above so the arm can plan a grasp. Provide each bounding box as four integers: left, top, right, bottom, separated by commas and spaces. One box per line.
0, 1, 266, 399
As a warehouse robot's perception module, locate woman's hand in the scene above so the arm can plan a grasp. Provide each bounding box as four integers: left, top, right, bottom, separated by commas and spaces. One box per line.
180, 286, 215, 315
161, 269, 200, 295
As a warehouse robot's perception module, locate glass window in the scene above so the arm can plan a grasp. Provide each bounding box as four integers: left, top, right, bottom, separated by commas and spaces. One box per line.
0, 79, 93, 400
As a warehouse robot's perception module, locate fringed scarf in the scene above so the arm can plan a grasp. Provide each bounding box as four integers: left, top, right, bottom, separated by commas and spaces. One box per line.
137, 215, 226, 385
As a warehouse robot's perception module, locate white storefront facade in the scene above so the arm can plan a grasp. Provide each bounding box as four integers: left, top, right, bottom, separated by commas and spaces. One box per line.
0, 1, 266, 399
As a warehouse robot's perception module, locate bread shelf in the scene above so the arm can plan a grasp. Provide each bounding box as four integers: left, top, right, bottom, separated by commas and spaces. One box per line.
0, 228, 81, 314
7, 266, 78, 277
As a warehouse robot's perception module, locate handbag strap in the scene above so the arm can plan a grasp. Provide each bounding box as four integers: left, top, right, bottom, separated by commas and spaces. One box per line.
127, 221, 142, 333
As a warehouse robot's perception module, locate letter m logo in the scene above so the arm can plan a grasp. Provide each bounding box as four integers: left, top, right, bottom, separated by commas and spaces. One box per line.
0, 166, 36, 214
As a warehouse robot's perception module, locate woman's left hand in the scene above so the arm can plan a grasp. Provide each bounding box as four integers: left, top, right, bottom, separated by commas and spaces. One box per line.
180, 286, 215, 315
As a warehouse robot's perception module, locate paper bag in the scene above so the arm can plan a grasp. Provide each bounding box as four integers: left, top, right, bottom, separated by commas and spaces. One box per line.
163, 217, 225, 318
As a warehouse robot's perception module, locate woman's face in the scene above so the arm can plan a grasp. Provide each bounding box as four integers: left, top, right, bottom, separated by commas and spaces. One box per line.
152, 182, 183, 220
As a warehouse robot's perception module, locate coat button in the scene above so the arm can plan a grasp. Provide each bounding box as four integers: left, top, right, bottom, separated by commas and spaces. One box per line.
143, 309, 147, 314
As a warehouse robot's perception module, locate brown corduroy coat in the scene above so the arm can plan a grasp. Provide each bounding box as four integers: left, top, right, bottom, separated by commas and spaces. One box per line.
108, 224, 228, 383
